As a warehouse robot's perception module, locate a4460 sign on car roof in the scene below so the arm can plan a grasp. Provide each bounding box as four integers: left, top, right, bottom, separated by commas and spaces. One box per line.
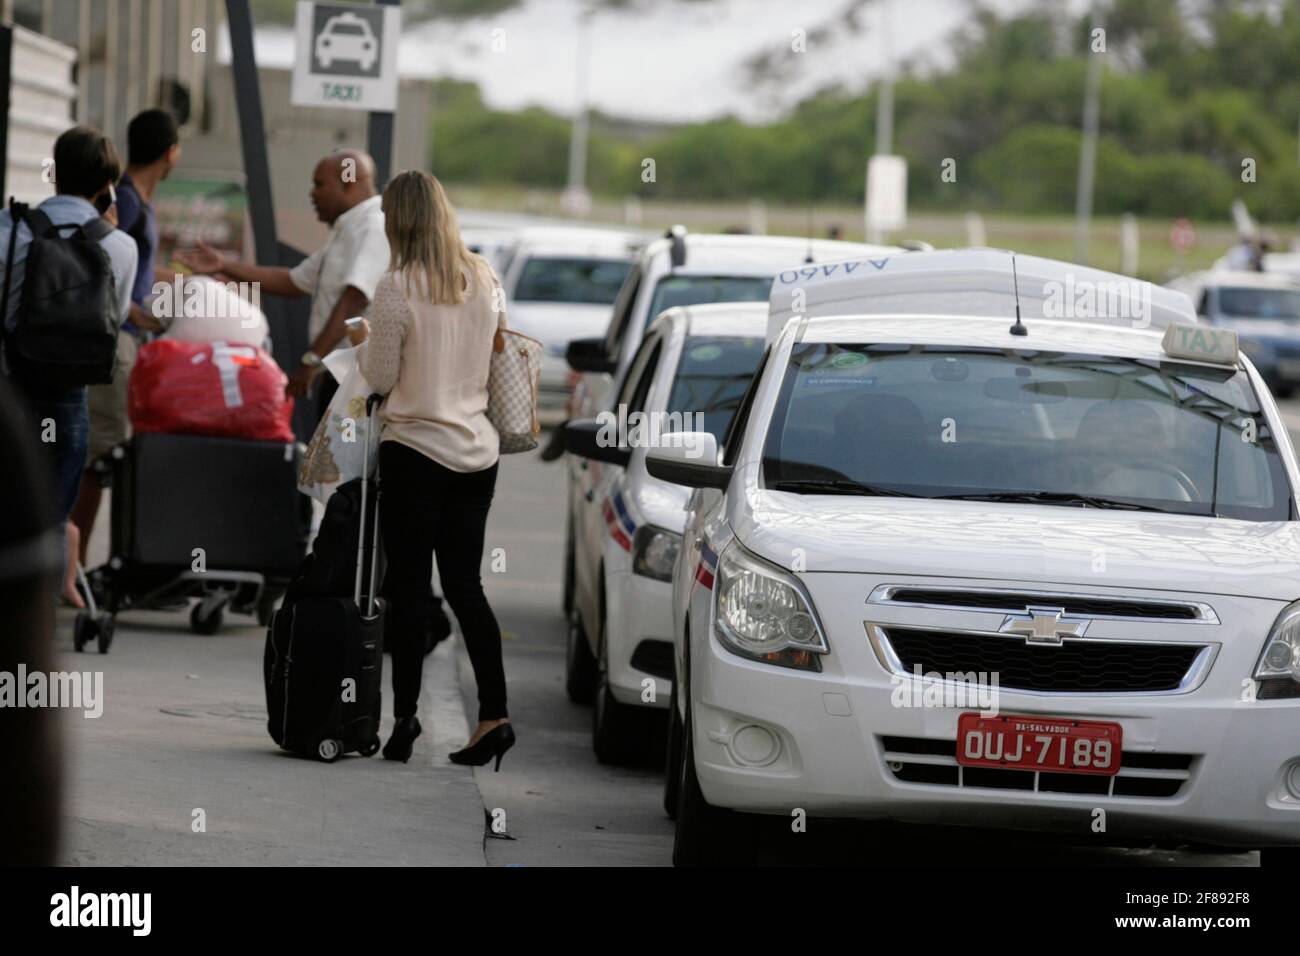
643, 251, 1300, 865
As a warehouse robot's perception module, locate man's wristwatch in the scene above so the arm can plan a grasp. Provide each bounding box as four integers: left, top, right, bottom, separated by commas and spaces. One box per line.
300, 350, 323, 370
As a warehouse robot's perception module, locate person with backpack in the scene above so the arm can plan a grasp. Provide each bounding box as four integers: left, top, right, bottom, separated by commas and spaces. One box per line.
70, 109, 181, 571
0, 126, 138, 529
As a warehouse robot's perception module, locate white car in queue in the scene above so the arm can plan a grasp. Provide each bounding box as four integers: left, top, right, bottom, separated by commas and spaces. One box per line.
650, 254, 1300, 864
562, 227, 897, 620
561, 303, 769, 762
564, 226, 898, 425
501, 227, 641, 409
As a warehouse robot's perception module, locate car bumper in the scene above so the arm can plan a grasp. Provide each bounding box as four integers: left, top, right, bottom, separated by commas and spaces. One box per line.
605, 569, 674, 709
538, 353, 574, 409
691, 626, 1300, 848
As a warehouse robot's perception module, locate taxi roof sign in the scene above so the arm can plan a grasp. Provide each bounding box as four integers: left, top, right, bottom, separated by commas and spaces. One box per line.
1161, 324, 1240, 365
765, 248, 1198, 341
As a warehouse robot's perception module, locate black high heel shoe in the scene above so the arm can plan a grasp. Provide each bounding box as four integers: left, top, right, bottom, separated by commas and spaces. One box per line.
449, 723, 516, 771
383, 716, 422, 762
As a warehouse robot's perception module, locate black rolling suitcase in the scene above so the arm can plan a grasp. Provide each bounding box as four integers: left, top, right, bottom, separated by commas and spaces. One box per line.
264, 397, 385, 762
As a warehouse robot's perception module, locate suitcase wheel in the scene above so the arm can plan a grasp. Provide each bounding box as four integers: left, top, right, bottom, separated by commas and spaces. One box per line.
317, 738, 343, 762
190, 601, 225, 636
359, 738, 381, 757
96, 613, 116, 654
73, 611, 94, 652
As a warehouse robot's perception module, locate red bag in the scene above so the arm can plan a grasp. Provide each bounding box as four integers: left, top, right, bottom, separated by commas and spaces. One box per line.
129, 339, 294, 442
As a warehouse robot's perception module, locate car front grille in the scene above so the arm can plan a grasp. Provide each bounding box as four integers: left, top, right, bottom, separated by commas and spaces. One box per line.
879, 736, 1193, 799
880, 588, 1205, 621
881, 627, 1205, 694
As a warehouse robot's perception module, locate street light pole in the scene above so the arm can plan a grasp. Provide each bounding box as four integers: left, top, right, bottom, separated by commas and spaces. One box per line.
564, 2, 593, 216
1074, 3, 1104, 265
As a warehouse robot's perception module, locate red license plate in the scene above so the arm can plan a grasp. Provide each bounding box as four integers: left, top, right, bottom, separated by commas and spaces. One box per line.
956, 713, 1122, 776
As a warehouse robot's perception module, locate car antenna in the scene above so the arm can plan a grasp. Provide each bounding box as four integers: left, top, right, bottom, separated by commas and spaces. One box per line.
1009, 253, 1028, 337
804, 206, 814, 263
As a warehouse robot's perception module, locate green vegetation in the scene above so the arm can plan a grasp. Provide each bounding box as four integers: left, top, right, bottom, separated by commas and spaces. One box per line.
431, 0, 1300, 226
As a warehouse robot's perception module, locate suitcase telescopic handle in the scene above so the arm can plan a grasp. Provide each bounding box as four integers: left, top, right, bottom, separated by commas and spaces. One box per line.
354, 393, 385, 614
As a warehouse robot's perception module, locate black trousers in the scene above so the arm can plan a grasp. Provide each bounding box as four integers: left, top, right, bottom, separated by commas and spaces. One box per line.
379, 440, 506, 721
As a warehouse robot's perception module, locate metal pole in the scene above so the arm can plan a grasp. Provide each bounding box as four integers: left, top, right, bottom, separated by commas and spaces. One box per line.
1074, 3, 1104, 265
366, 0, 400, 190
566, 4, 592, 197
0, 25, 11, 202
77, 0, 89, 122
146, 0, 161, 107
126, 0, 140, 122
224, 0, 278, 267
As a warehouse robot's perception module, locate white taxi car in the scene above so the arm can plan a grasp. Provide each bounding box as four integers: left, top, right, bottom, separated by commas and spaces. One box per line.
564, 227, 897, 423
561, 303, 768, 762
501, 227, 640, 408
650, 254, 1300, 864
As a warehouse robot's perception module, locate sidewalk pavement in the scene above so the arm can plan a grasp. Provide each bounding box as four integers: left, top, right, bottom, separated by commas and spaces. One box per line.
52, 508, 487, 866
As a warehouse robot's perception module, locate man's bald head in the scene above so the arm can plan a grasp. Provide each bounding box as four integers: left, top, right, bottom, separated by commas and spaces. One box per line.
309, 148, 377, 225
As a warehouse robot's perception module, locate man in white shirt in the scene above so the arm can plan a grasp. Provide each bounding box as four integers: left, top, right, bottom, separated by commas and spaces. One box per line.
181, 148, 389, 421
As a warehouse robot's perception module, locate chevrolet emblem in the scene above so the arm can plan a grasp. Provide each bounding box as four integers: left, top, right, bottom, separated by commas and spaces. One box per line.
999, 606, 1089, 645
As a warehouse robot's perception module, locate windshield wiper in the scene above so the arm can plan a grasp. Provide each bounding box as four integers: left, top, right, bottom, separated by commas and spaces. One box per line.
932, 490, 1167, 512
770, 479, 918, 498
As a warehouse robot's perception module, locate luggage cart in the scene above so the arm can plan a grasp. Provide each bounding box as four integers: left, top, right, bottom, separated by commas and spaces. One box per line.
76, 432, 309, 649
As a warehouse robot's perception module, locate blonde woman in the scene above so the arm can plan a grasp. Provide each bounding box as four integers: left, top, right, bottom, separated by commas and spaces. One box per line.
350, 171, 514, 769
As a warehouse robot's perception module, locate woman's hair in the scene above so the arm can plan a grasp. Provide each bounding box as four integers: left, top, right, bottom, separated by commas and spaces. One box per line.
381, 170, 487, 304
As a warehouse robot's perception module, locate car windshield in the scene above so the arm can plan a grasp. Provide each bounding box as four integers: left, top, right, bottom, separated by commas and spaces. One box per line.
1218, 287, 1300, 320
331, 23, 366, 35
762, 344, 1291, 521
644, 275, 772, 329
512, 257, 632, 305
664, 335, 766, 445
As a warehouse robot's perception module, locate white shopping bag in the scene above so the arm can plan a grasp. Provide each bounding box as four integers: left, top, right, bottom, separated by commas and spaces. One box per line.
297, 347, 381, 503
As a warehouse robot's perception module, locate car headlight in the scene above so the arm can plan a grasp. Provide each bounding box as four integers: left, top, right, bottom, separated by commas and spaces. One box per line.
632, 525, 680, 582
713, 541, 828, 671
1254, 601, 1300, 699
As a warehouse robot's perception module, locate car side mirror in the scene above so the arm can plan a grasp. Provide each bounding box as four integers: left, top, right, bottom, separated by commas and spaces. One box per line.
645, 432, 731, 490
562, 418, 631, 467
567, 337, 616, 374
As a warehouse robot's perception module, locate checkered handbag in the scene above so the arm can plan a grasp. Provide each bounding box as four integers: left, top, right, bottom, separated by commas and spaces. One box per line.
487, 327, 542, 454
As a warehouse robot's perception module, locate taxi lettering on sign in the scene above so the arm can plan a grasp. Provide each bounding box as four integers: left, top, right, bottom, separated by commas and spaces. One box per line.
1161, 324, 1239, 364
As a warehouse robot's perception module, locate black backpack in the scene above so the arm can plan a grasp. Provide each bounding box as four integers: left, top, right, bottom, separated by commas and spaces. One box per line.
1, 199, 120, 387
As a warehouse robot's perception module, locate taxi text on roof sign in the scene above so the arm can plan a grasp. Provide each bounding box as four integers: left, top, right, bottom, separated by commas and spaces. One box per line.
1161, 324, 1240, 365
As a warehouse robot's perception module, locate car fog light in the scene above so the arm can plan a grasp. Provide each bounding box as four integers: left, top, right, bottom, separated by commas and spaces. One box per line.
1287, 763, 1300, 801
731, 724, 779, 766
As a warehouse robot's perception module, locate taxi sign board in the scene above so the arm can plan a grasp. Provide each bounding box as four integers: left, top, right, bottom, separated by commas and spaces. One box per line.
291, 1, 401, 113
1161, 324, 1239, 365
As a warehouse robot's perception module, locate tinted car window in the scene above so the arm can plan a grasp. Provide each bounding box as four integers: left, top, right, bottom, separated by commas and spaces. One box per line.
664, 336, 766, 445
644, 275, 773, 330
513, 257, 633, 305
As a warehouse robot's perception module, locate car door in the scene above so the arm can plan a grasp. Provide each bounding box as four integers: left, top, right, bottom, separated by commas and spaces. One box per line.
575, 331, 664, 640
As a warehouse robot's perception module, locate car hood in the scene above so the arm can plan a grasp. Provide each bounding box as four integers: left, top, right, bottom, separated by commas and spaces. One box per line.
506, 302, 613, 352
732, 492, 1300, 602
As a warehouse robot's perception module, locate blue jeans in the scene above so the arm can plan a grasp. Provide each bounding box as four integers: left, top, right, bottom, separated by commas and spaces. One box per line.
21, 385, 90, 521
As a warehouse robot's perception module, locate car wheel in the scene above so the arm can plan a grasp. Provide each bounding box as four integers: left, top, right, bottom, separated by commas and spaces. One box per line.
565, 610, 597, 704
592, 612, 646, 765
672, 661, 757, 866
663, 676, 683, 820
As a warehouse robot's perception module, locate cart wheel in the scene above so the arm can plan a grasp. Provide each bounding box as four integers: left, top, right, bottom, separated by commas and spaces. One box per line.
359, 738, 381, 757
317, 738, 343, 762
255, 590, 279, 627
190, 602, 224, 635
73, 611, 94, 652
96, 613, 116, 654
